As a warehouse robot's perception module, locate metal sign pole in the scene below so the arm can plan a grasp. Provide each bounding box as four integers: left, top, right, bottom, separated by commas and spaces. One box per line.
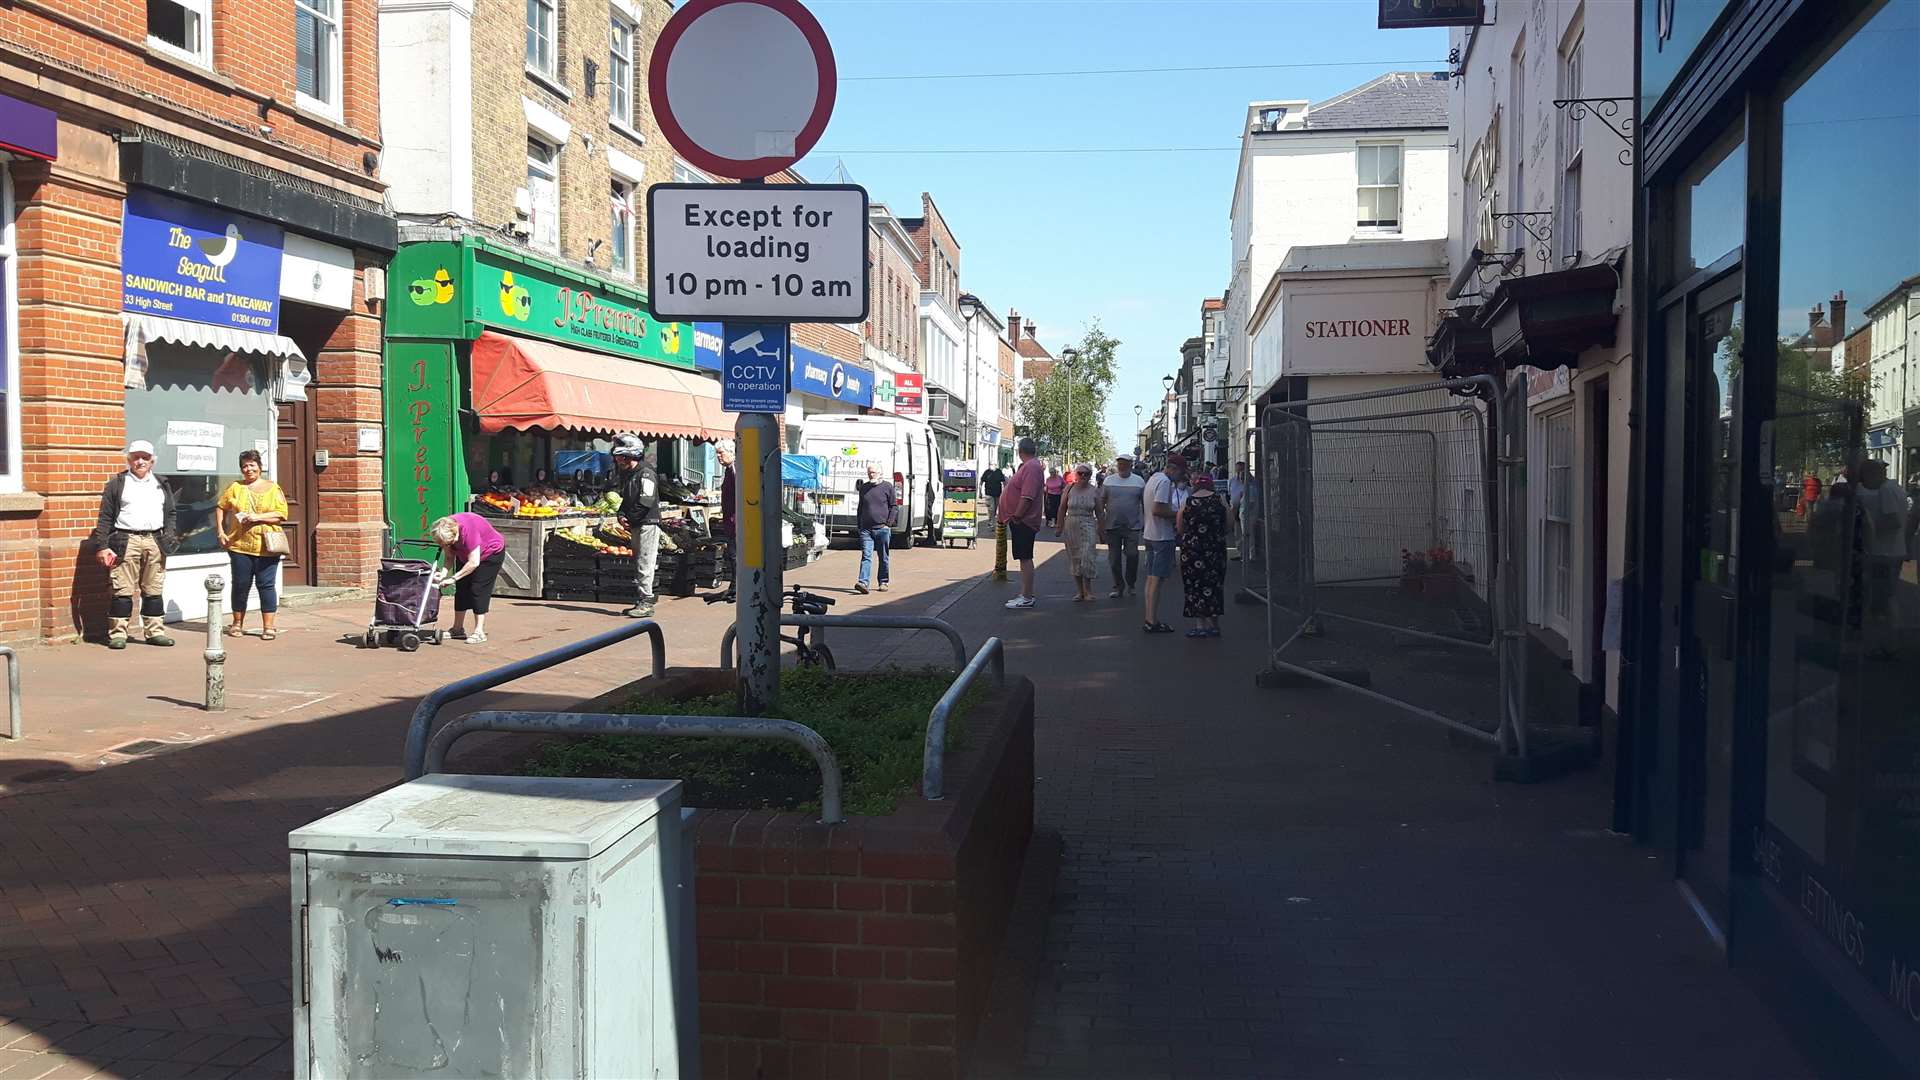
736, 406, 784, 714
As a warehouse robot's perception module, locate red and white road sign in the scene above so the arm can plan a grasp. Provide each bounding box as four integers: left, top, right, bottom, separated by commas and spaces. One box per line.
647, 0, 837, 180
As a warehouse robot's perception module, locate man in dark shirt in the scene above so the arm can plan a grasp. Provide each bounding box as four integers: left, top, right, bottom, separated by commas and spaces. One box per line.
854, 464, 896, 594
980, 465, 1005, 501
613, 434, 662, 618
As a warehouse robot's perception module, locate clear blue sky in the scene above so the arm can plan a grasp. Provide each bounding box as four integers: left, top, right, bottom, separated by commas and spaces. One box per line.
793, 0, 1448, 452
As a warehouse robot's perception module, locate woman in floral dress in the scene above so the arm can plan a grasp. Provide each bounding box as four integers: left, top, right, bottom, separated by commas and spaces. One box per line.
1055, 463, 1104, 601
1177, 473, 1233, 637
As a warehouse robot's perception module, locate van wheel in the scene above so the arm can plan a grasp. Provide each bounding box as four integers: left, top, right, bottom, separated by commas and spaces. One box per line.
891, 527, 912, 551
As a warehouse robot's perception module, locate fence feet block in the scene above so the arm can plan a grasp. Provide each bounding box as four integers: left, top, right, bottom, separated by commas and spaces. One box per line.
1255, 659, 1370, 690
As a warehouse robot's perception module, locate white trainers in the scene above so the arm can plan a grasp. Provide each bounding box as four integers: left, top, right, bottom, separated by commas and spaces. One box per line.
1004, 595, 1036, 610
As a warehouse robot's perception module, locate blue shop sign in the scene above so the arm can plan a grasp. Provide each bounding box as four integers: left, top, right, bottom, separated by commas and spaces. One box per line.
122, 189, 283, 332
791, 345, 873, 407
694, 322, 724, 372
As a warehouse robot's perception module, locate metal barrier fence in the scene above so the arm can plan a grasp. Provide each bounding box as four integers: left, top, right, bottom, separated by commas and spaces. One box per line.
1252, 376, 1530, 754
402, 619, 667, 780
922, 637, 1005, 800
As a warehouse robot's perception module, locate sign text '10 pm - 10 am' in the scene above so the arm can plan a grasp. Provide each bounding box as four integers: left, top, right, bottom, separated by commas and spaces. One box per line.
646, 183, 870, 323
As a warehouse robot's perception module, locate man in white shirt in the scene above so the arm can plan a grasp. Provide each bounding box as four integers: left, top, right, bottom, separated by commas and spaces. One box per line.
88, 441, 178, 649
1856, 459, 1911, 629
1099, 453, 1148, 598
1140, 453, 1188, 633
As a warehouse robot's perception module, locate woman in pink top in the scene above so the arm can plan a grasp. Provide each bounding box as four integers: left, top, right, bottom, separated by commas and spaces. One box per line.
430, 512, 507, 643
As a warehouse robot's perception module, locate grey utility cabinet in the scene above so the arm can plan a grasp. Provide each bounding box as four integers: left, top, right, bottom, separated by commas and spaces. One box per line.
289, 774, 697, 1079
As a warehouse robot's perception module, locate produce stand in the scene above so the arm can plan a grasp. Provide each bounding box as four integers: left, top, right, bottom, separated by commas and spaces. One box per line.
782, 455, 830, 567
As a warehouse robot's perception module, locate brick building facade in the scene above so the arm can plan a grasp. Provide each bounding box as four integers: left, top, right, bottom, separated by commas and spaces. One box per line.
0, 0, 396, 643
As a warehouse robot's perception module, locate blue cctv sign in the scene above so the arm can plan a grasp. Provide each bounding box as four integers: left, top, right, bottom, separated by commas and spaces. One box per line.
121, 189, 283, 332
722, 322, 789, 413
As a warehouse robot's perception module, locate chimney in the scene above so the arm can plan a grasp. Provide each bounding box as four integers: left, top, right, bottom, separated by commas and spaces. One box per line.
1808, 303, 1825, 337
1829, 291, 1847, 338
1025, 320, 1037, 342
1007, 309, 1021, 345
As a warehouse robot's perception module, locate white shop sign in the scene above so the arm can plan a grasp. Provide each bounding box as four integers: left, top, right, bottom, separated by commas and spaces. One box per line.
1279, 278, 1437, 378
646, 183, 869, 322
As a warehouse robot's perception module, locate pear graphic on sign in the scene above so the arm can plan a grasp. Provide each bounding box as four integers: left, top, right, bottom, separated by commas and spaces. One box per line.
498, 271, 531, 321
196, 224, 242, 267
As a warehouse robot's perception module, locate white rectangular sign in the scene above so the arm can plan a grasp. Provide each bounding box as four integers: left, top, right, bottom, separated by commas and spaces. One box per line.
647, 183, 869, 322
166, 420, 225, 448
175, 445, 218, 472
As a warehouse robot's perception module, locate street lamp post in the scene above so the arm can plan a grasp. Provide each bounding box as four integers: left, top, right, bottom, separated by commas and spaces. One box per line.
1134, 404, 1143, 453
959, 294, 982, 469
1060, 347, 1080, 466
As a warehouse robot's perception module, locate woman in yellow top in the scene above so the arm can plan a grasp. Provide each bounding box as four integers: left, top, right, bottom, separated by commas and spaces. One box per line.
214, 449, 290, 639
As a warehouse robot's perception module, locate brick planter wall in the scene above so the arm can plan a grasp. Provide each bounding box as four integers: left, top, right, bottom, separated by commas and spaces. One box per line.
560, 668, 1035, 1080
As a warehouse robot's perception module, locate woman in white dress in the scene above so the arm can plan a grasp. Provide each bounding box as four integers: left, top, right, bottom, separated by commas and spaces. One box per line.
1055, 463, 1104, 601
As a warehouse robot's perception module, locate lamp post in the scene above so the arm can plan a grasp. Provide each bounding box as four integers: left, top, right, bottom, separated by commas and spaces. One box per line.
1162, 374, 1175, 457
958, 293, 982, 469
1060, 347, 1080, 466
1134, 403, 1143, 453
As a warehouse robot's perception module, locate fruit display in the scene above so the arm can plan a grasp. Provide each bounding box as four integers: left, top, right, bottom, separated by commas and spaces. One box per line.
514, 504, 560, 518
476, 492, 516, 514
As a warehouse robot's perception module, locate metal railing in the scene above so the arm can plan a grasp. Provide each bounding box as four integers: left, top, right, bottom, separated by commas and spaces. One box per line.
720, 614, 967, 671
402, 619, 666, 780
0, 645, 18, 741
424, 709, 845, 824
922, 637, 1005, 800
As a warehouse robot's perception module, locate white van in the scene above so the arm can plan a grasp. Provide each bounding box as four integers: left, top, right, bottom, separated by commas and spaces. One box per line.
798, 415, 945, 548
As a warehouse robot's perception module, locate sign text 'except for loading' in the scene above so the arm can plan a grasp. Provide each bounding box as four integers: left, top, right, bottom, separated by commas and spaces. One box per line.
647, 183, 869, 322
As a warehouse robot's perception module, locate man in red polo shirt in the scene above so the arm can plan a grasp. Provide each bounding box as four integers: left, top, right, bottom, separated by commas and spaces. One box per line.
998, 437, 1047, 608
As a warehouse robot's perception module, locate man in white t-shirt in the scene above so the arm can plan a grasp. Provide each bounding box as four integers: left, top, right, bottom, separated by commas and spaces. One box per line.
1856, 460, 1911, 626
1099, 453, 1148, 598
1140, 453, 1188, 633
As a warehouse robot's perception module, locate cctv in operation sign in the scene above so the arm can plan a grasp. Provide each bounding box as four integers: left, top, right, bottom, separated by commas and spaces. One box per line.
647, 183, 869, 322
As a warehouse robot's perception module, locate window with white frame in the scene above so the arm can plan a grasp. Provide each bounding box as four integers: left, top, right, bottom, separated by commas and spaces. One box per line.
608, 16, 634, 127
295, 0, 342, 119
526, 0, 557, 77
148, 0, 212, 67
0, 166, 19, 493
1559, 35, 1585, 265
610, 180, 634, 276
1542, 406, 1574, 631
526, 138, 559, 253
673, 159, 708, 184
1510, 44, 1527, 224
1355, 143, 1403, 230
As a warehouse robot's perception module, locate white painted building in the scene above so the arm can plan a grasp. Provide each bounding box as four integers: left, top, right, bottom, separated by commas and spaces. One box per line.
1431, 0, 1637, 722
961, 303, 1007, 471
1225, 72, 1451, 456
1862, 276, 1920, 479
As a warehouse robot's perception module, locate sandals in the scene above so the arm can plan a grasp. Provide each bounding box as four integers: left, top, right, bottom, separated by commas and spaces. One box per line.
224, 625, 245, 638
261, 628, 279, 641
467, 632, 489, 644
1142, 622, 1175, 634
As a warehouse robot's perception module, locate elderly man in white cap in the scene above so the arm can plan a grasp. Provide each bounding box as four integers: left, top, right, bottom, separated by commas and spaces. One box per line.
88, 440, 177, 649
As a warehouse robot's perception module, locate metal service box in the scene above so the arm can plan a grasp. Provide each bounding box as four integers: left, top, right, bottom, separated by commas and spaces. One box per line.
289, 775, 696, 1078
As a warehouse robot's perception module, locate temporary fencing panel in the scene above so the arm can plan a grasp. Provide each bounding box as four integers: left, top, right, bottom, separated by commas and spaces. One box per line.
1253, 377, 1531, 755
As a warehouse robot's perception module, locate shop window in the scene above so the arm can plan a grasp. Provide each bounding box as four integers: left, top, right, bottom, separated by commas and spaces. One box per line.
1669, 127, 1745, 285
1764, 0, 1920, 1019
1355, 143, 1402, 231
526, 138, 559, 253
124, 343, 275, 558
610, 179, 634, 277
148, 0, 212, 67
0, 167, 17, 493
526, 0, 557, 78
295, 0, 342, 119
608, 15, 634, 128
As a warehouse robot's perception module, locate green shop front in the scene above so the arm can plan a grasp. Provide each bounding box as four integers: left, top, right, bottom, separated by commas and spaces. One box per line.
383, 236, 730, 596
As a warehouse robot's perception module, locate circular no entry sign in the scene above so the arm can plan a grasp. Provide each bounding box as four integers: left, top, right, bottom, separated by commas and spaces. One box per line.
648, 0, 837, 180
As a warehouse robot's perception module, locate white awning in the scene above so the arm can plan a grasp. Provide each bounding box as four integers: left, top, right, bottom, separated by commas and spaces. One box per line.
123, 313, 310, 401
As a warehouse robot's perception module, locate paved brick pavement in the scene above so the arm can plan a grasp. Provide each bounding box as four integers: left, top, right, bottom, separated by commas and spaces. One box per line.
909, 536, 1821, 1080
0, 543, 991, 1079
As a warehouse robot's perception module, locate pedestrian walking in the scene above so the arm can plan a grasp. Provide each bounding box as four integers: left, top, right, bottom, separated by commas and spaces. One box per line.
1055, 463, 1103, 602
89, 440, 178, 649
613, 434, 662, 618
1100, 452, 1147, 598
1228, 460, 1259, 562
1044, 467, 1065, 522
855, 464, 896, 594
999, 437, 1047, 609
1141, 453, 1188, 633
981, 463, 1005, 503
715, 438, 737, 544
214, 448, 290, 640
1856, 459, 1910, 636
1178, 474, 1233, 638
430, 512, 506, 643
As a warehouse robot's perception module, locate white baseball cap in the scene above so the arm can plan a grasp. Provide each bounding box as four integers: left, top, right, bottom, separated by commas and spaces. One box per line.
126, 440, 156, 457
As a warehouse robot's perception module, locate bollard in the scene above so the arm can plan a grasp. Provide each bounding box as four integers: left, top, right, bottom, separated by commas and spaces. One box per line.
993, 521, 1008, 582
203, 574, 226, 711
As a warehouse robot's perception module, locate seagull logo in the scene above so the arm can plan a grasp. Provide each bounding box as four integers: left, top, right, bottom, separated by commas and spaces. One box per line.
196, 224, 242, 268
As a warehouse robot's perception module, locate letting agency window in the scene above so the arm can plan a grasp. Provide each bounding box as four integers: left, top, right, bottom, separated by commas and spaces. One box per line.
148, 0, 212, 67
1356, 143, 1403, 230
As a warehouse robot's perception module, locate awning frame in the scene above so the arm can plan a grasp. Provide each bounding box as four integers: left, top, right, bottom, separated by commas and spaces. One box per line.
122, 313, 310, 401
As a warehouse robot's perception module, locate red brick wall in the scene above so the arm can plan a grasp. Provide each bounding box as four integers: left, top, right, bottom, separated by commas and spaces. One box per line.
690, 679, 1036, 1080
